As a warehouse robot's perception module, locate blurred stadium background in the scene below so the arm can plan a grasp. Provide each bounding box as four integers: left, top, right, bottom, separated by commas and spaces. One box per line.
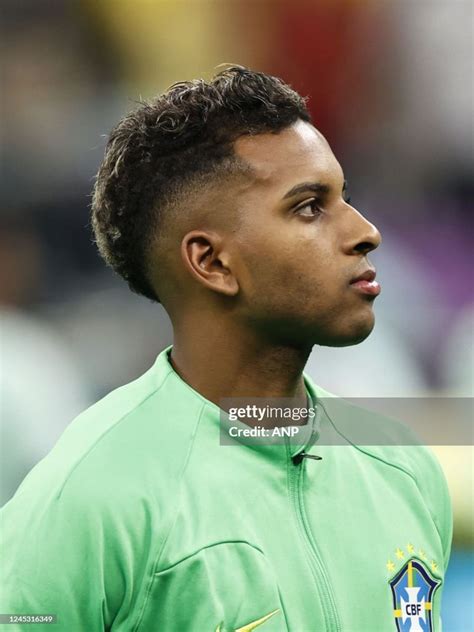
0, 0, 472, 628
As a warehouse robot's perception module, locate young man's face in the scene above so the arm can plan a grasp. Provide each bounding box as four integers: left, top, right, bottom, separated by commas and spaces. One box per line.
229, 119, 382, 347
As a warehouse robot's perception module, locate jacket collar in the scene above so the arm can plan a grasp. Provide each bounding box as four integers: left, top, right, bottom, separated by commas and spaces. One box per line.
153, 345, 323, 463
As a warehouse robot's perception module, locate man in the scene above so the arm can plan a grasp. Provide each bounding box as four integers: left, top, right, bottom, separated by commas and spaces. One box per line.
1, 67, 452, 631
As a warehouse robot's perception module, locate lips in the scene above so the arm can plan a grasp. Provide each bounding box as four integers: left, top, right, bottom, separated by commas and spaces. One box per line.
350, 269, 381, 296
351, 269, 376, 283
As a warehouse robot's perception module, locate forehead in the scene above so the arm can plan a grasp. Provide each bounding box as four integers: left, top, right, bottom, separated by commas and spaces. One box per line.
233, 120, 343, 192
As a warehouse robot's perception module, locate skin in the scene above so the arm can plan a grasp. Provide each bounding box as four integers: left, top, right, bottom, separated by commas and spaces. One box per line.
153, 120, 381, 421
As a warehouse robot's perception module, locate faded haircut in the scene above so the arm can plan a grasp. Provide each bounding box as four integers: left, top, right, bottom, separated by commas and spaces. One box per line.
91, 66, 311, 302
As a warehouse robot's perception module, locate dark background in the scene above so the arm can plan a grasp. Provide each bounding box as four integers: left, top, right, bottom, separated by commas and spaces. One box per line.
1, 1, 472, 627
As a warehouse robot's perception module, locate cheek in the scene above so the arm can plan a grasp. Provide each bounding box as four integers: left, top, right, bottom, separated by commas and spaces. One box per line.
237, 230, 336, 311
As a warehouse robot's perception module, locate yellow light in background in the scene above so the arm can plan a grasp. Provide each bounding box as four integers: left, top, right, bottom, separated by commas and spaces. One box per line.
84, 0, 275, 96
431, 446, 474, 548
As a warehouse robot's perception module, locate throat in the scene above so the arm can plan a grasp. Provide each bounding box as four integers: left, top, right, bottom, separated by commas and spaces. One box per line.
169, 330, 311, 420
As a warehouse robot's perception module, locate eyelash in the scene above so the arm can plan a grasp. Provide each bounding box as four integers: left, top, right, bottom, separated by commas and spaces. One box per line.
294, 198, 323, 217
294, 191, 352, 217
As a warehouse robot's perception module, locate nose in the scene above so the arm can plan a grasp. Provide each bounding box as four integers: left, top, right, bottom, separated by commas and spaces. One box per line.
344, 206, 382, 256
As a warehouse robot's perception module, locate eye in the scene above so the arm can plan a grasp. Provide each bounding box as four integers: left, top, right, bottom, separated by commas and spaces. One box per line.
293, 198, 323, 218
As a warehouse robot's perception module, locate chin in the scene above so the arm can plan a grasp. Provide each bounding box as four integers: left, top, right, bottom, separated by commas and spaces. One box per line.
316, 314, 375, 348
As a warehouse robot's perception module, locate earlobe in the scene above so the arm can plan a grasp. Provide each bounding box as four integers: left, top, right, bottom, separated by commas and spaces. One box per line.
181, 231, 239, 297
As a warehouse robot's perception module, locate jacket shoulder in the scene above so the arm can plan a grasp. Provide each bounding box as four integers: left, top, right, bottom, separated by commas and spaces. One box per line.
308, 380, 453, 567
8, 362, 204, 511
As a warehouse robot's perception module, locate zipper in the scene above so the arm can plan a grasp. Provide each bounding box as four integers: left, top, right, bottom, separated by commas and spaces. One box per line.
292, 451, 322, 465
288, 450, 341, 631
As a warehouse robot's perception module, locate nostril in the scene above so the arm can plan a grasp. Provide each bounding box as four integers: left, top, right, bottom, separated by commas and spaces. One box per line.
354, 241, 376, 255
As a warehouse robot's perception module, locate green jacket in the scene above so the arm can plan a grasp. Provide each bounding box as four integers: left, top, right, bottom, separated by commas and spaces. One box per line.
1, 347, 452, 631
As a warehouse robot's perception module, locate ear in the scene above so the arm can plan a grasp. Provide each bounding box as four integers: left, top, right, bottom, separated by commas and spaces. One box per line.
181, 230, 239, 297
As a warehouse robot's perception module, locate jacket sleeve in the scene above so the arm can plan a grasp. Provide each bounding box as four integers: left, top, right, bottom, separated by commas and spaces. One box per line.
1, 475, 129, 631
407, 444, 453, 632
417, 444, 453, 572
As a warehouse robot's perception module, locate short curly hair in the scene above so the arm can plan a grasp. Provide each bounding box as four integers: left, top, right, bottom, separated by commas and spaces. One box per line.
91, 66, 311, 303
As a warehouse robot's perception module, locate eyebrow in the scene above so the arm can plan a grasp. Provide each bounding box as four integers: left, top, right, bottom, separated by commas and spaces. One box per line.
282, 179, 348, 200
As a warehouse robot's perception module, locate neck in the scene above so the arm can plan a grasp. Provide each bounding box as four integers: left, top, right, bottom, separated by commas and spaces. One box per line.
170, 313, 311, 412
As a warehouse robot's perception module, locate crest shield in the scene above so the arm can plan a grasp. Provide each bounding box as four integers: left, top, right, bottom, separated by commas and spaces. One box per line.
389, 559, 441, 632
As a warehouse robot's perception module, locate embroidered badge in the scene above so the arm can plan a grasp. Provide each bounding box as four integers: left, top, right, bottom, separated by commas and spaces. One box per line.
388, 551, 441, 632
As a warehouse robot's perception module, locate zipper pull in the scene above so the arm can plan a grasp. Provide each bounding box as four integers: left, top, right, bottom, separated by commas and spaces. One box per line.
292, 451, 323, 465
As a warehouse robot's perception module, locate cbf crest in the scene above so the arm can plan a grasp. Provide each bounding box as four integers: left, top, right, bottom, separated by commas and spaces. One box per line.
388, 551, 441, 632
